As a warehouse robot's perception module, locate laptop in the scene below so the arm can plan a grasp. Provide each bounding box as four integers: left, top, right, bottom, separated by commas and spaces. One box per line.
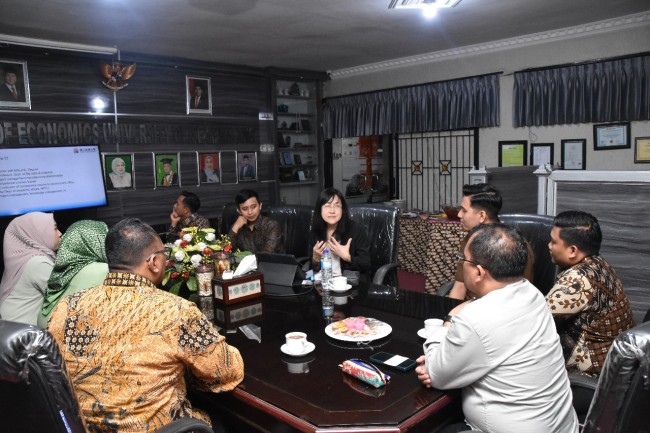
255, 252, 307, 287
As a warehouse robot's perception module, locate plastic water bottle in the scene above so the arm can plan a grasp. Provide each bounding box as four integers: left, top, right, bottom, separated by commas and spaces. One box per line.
321, 249, 334, 317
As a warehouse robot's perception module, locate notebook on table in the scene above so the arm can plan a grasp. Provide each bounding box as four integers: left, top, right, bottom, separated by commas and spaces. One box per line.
255, 252, 307, 287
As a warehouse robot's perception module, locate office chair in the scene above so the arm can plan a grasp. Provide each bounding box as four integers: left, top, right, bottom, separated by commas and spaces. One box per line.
0, 320, 215, 433
570, 320, 650, 432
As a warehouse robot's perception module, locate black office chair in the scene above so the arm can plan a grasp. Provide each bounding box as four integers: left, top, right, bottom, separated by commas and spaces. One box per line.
569, 319, 650, 432
348, 204, 401, 285
500, 213, 557, 296
267, 205, 314, 259
0, 320, 215, 433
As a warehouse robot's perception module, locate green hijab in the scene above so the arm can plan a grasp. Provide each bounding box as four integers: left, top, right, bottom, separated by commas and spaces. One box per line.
42, 220, 108, 315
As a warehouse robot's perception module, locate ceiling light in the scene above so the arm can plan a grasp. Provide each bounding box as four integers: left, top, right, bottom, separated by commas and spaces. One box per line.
388, 0, 462, 10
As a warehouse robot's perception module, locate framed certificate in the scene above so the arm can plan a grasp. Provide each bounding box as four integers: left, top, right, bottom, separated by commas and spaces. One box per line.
634, 137, 650, 163
593, 122, 630, 150
561, 139, 586, 170
498, 141, 527, 167
530, 143, 554, 166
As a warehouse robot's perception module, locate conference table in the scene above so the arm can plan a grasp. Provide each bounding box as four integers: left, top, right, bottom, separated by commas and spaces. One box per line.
188, 283, 463, 433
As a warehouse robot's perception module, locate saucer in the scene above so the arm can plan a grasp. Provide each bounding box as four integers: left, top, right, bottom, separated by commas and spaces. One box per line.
330, 284, 352, 293
417, 328, 428, 339
281, 341, 315, 357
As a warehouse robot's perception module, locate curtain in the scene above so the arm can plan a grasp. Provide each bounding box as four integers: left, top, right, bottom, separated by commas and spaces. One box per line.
322, 74, 500, 139
513, 54, 650, 127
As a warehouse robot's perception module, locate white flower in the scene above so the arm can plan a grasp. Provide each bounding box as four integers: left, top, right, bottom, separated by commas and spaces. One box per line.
198, 242, 207, 251
190, 254, 203, 266
174, 251, 185, 261
174, 239, 182, 247
205, 233, 216, 242
182, 233, 193, 242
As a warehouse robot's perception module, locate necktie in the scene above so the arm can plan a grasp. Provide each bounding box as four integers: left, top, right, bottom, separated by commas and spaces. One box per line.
11, 86, 17, 99
195, 97, 199, 108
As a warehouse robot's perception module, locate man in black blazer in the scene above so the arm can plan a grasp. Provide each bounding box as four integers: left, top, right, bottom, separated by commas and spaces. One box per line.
189, 84, 208, 110
0, 66, 25, 102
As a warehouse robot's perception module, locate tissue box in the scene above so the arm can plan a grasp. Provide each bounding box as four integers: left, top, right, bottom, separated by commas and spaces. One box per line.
214, 299, 263, 329
212, 271, 264, 305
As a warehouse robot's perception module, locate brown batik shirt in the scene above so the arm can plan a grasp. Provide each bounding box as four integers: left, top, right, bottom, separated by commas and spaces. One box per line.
546, 255, 635, 376
48, 272, 244, 432
166, 213, 211, 241
228, 215, 283, 253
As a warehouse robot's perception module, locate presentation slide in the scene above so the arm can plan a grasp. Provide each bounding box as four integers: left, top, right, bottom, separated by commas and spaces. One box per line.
0, 146, 108, 217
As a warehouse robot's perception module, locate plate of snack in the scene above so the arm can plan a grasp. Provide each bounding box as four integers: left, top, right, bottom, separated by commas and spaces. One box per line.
325, 316, 392, 342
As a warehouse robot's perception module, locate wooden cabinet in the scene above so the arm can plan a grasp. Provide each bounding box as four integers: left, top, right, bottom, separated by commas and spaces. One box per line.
273, 78, 323, 206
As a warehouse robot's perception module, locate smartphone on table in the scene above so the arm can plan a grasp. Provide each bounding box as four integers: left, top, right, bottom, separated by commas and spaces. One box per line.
369, 351, 417, 372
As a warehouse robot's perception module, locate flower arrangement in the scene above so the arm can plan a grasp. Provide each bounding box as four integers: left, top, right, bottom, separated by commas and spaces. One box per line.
163, 227, 232, 294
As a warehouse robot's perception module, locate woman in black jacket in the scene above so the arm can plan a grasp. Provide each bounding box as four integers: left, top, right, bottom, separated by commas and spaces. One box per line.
310, 188, 371, 280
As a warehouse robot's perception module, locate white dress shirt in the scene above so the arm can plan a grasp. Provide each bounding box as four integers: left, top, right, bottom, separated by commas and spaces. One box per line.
424, 279, 578, 433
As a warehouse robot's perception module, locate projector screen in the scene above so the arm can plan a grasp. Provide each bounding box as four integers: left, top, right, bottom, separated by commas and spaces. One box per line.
0, 145, 108, 217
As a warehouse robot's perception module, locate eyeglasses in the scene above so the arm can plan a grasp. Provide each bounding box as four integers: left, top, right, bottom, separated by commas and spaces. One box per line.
323, 203, 342, 210
455, 253, 487, 269
146, 247, 171, 262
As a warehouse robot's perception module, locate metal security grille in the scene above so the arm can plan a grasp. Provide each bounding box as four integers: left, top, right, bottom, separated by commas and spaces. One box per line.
393, 129, 477, 212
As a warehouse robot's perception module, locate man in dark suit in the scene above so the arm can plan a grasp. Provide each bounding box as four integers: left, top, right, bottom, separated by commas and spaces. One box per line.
239, 155, 256, 180
0, 66, 25, 102
190, 84, 209, 110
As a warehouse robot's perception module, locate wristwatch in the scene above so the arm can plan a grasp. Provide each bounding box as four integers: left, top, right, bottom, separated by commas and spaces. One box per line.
443, 314, 453, 323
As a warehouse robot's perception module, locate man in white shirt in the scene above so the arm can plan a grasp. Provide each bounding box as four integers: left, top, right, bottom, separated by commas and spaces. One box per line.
416, 224, 578, 433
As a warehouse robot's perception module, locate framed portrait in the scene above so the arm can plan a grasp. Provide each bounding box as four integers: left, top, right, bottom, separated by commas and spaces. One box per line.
634, 137, 650, 163
281, 151, 293, 166
0, 60, 31, 109
593, 122, 630, 150
498, 141, 527, 167
199, 152, 220, 184
154, 153, 180, 188
186, 76, 212, 115
530, 143, 554, 166
294, 154, 302, 165
238, 152, 257, 182
561, 139, 586, 170
103, 153, 135, 191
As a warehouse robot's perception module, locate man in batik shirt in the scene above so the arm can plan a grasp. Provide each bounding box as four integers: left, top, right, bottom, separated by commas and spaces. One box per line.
546, 210, 634, 376
228, 189, 283, 253
166, 191, 211, 241
49, 218, 244, 432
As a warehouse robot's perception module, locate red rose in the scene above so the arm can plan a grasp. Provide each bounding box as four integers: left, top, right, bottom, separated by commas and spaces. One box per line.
224, 244, 232, 252
203, 247, 212, 255
180, 240, 189, 248
182, 272, 190, 279
166, 260, 175, 267
171, 272, 180, 279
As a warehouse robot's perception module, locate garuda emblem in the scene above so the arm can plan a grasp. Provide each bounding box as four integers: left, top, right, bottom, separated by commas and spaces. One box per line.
101, 61, 137, 91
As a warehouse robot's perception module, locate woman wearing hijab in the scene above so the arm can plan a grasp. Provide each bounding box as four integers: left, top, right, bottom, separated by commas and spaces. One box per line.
38, 220, 109, 328
200, 154, 220, 183
0, 212, 61, 325
108, 157, 132, 189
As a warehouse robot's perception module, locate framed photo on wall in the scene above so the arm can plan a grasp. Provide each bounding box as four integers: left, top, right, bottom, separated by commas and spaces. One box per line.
199, 152, 220, 184
498, 141, 527, 167
593, 122, 630, 150
634, 137, 650, 163
103, 153, 135, 191
561, 139, 586, 170
0, 60, 31, 109
186, 76, 212, 115
154, 153, 180, 188
238, 152, 257, 182
530, 143, 554, 166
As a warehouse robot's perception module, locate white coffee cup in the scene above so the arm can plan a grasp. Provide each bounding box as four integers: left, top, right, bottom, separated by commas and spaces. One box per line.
424, 318, 444, 335
285, 332, 308, 355
331, 276, 348, 291
333, 295, 348, 305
